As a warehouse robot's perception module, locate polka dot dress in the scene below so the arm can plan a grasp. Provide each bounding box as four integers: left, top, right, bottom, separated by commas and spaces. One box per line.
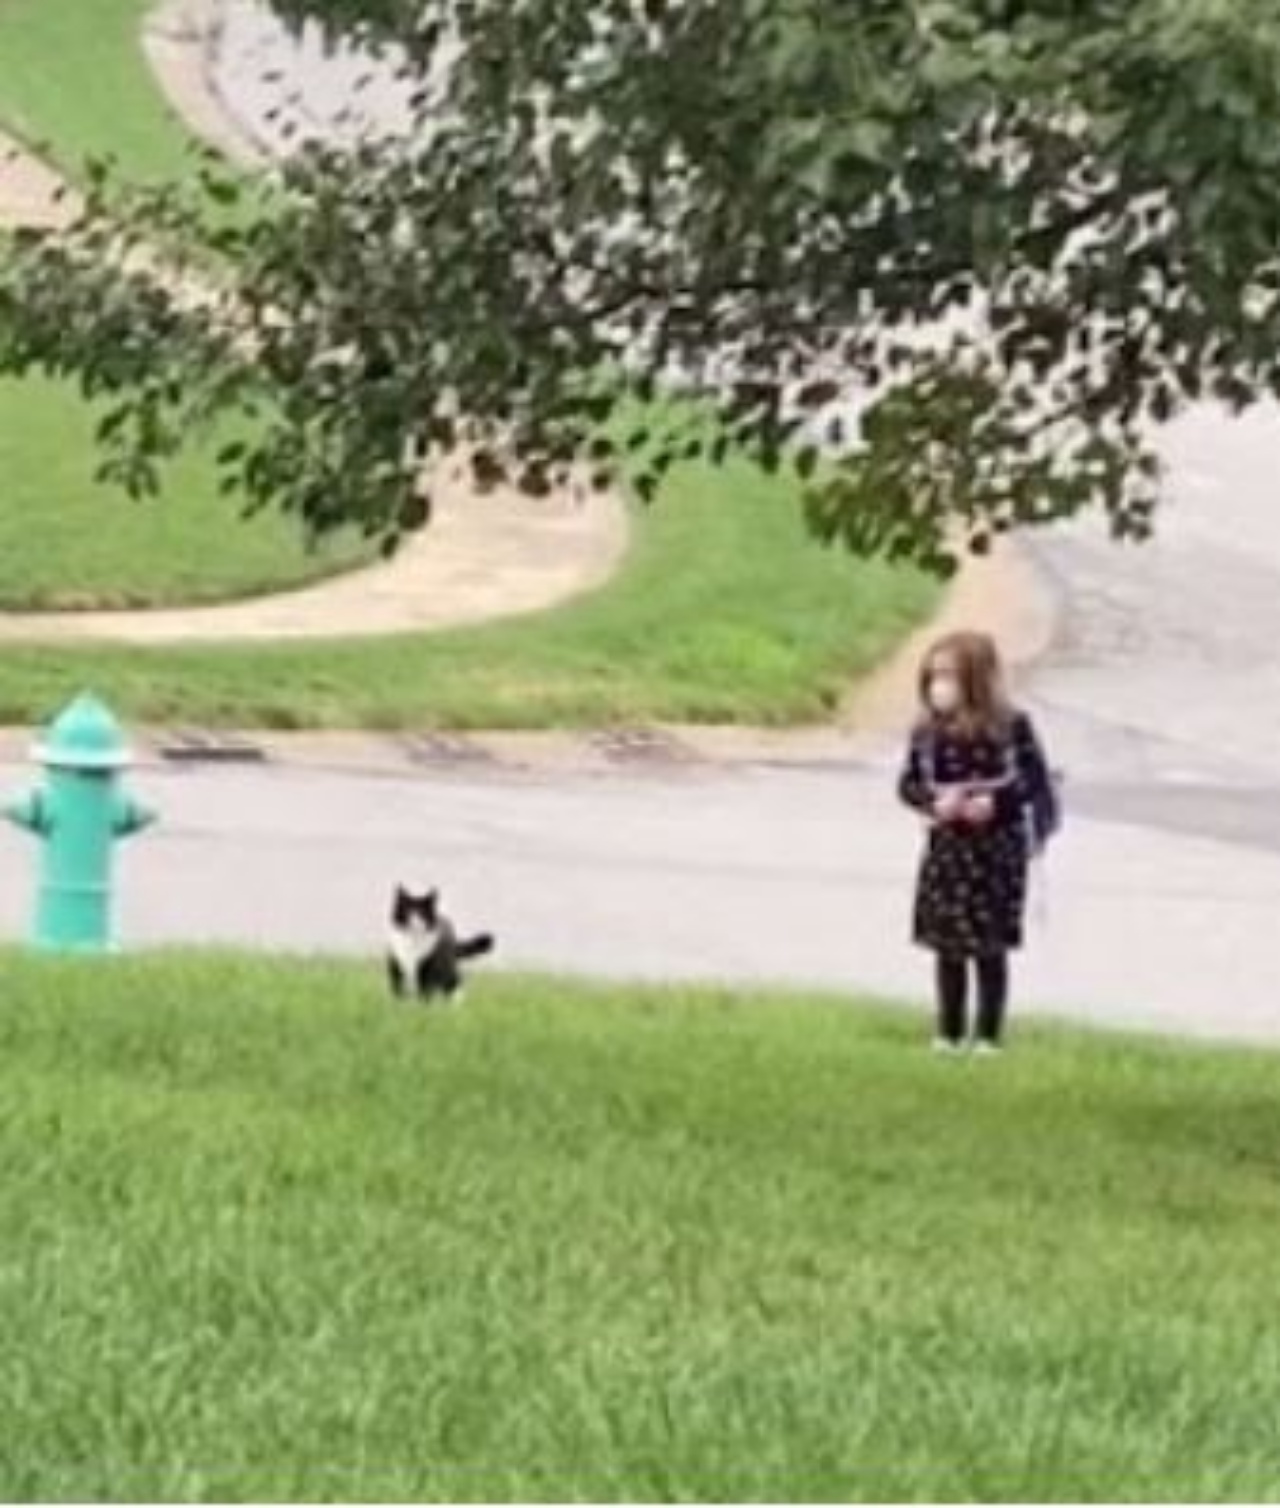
898, 714, 1046, 957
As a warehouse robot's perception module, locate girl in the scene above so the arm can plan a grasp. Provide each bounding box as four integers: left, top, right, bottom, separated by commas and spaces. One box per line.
897, 630, 1054, 1054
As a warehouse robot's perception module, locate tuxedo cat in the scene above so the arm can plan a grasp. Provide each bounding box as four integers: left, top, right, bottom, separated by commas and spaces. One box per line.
387, 887, 495, 1002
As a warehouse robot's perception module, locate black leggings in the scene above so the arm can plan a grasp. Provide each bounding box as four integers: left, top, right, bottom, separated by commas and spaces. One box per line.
935, 954, 1009, 1045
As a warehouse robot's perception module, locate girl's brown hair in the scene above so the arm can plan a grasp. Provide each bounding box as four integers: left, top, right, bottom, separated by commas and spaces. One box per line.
916, 630, 1014, 738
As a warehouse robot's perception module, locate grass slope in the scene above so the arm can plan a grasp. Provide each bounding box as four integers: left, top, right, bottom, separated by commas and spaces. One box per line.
0, 0, 190, 183
1, 953, 1279, 1500
0, 1, 371, 609
0, 376, 369, 609
2, 953, 1278, 1495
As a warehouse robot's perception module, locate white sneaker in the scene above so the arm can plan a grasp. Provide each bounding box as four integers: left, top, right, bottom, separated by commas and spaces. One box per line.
973, 1039, 1004, 1057
931, 1038, 964, 1055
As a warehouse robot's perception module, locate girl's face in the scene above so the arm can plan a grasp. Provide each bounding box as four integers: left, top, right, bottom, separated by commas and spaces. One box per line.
925, 652, 965, 717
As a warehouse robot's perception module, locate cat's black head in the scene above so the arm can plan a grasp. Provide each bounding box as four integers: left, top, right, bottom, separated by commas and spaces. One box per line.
392, 886, 439, 928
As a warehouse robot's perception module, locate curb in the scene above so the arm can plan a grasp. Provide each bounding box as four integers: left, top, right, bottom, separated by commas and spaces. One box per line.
0, 723, 892, 780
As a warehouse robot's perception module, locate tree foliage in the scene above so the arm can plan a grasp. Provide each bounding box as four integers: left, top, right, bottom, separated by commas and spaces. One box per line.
1, 0, 1279, 569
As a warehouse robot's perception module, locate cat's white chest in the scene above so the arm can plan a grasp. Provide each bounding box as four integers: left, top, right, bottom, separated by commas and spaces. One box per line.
388, 922, 441, 973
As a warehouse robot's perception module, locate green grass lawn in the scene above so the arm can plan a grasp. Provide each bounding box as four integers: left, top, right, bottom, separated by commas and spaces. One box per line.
0, 456, 935, 727
0, 5, 374, 611
0, 376, 371, 608
0, 0, 369, 608
1, 952, 1279, 1501
0, 0, 191, 182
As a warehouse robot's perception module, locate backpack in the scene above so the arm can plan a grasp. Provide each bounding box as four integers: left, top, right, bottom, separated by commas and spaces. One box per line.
1025, 761, 1063, 856
1002, 720, 1062, 857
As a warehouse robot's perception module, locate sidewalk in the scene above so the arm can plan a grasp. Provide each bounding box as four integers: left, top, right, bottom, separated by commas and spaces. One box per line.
0, 130, 74, 230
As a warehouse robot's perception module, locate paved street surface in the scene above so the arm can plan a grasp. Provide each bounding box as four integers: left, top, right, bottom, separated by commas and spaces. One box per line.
1027, 403, 1280, 789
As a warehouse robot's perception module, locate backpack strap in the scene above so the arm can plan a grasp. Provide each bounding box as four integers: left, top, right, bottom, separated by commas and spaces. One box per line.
919, 726, 938, 791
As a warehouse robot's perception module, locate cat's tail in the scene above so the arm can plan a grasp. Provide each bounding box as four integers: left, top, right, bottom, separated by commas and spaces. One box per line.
457, 933, 496, 960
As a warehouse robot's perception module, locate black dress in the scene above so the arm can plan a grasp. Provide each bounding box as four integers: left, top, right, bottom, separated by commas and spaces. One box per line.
898, 711, 1050, 957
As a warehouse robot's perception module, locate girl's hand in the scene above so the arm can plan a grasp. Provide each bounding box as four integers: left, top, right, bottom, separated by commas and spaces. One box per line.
933, 789, 966, 823
963, 793, 996, 825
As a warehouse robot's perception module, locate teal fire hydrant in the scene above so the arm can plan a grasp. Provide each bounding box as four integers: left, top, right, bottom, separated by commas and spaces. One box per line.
5, 693, 156, 952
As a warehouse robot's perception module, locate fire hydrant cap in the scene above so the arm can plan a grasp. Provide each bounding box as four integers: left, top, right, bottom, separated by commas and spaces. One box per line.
35, 692, 131, 770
